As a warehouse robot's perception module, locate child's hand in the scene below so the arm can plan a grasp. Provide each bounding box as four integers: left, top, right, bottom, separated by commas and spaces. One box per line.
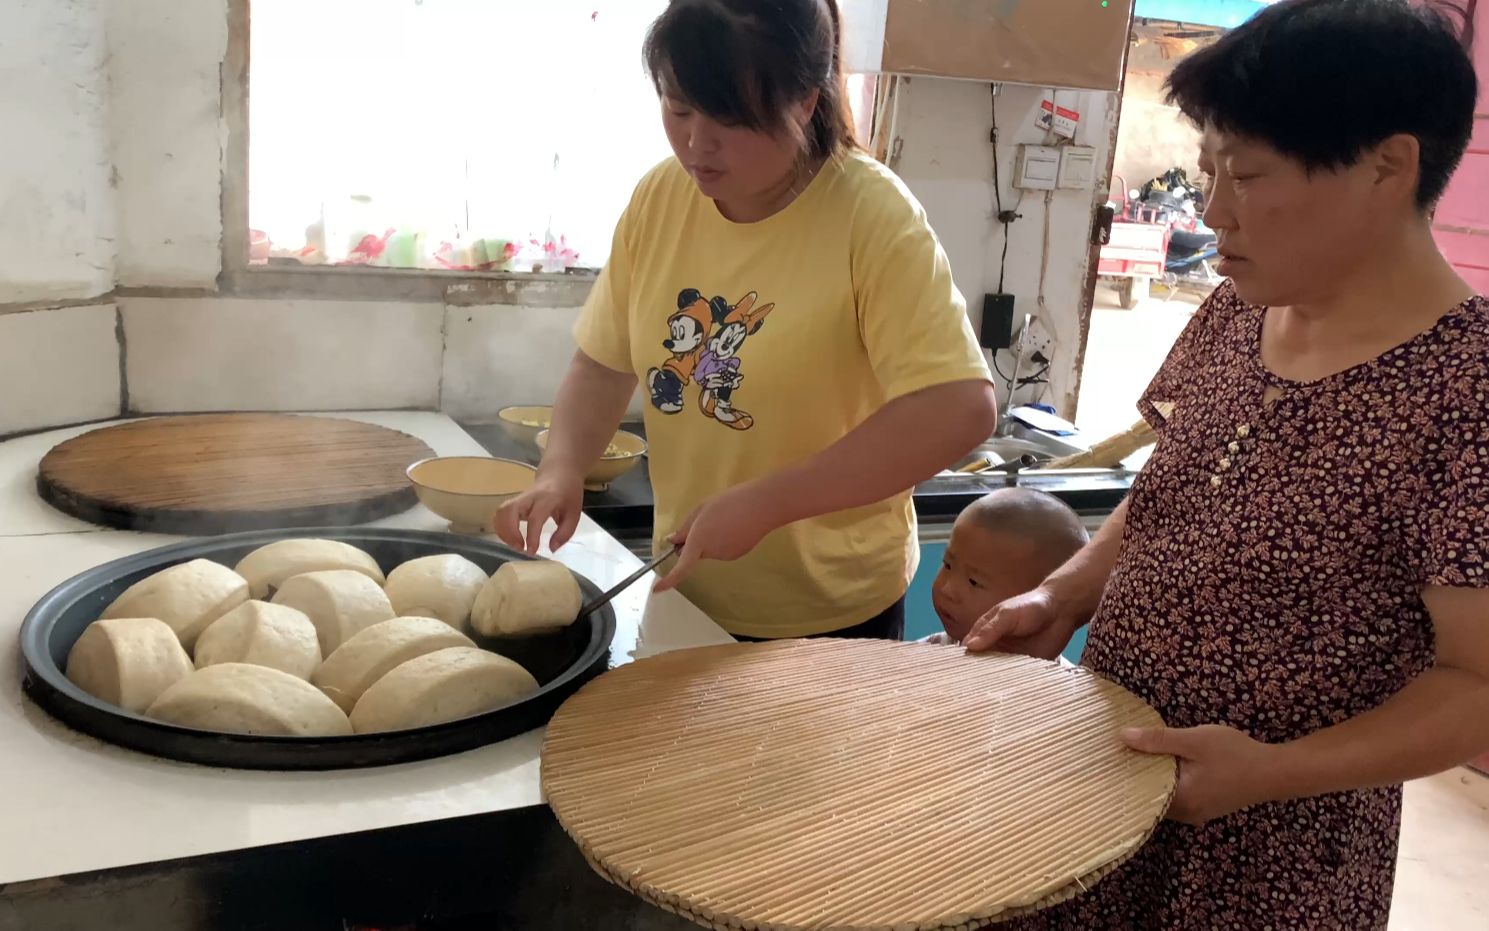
962, 587, 1080, 658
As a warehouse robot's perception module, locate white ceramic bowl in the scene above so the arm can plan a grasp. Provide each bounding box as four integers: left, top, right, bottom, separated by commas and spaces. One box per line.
535, 429, 646, 491
406, 457, 536, 533
495, 406, 554, 452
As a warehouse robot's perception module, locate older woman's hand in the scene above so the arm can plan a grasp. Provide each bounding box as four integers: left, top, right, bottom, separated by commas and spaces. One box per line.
962, 587, 1082, 659
1123, 724, 1283, 825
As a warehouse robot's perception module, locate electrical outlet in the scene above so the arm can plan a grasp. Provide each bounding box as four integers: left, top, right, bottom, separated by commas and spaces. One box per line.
1023, 316, 1055, 359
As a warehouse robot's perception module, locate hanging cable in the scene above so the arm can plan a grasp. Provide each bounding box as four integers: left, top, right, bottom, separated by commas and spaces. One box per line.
1017, 363, 1050, 388
990, 84, 1008, 293
1038, 189, 1054, 313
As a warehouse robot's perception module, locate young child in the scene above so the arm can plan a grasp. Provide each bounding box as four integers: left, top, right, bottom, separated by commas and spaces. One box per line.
925, 488, 1089, 645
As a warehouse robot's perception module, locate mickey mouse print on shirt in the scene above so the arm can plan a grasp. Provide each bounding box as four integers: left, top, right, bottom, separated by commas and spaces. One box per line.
645, 288, 775, 430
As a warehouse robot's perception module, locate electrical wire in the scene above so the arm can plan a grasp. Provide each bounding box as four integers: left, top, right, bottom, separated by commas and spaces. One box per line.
1017, 364, 1050, 388
989, 81, 1018, 392
997, 223, 1010, 295
1023, 88, 1061, 407
1037, 189, 1053, 313
990, 86, 1002, 215
1034, 190, 1058, 406
990, 84, 1009, 295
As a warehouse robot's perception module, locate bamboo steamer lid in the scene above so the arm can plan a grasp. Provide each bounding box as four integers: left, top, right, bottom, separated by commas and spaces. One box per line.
542, 639, 1175, 930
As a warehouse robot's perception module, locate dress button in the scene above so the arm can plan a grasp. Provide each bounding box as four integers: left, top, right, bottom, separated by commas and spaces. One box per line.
1228, 442, 1241, 455
1210, 475, 1223, 488
1219, 458, 1232, 471
1236, 424, 1251, 438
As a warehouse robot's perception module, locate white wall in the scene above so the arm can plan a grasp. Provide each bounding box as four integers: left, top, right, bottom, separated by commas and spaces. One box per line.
891, 78, 1114, 414
114, 296, 623, 421
441, 304, 583, 422
0, 0, 115, 304
0, 306, 121, 434
0, 0, 120, 435
121, 297, 445, 412
108, 0, 228, 287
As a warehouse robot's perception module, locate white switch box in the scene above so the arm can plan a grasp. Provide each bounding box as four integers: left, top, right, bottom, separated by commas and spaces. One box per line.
1057, 146, 1098, 189
1014, 145, 1060, 191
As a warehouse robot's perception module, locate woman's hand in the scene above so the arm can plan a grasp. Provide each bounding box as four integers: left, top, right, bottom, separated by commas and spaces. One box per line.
492, 468, 584, 555
962, 587, 1081, 659
1123, 724, 1281, 826
653, 483, 780, 592
490, 350, 635, 555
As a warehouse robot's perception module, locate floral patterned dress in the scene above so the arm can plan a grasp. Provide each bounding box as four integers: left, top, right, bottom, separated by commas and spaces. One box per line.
1005, 281, 1488, 930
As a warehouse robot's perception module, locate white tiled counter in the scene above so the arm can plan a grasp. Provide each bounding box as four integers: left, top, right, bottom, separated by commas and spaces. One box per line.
0, 412, 733, 885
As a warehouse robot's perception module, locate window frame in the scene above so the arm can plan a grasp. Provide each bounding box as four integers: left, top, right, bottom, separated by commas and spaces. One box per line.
219, 0, 598, 308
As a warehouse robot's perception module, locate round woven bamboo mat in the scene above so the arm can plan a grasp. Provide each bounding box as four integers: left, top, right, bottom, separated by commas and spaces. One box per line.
542, 639, 1175, 931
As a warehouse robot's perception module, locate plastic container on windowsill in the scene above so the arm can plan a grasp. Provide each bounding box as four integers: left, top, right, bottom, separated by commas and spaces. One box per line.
475, 238, 518, 271
381, 230, 423, 268
516, 235, 580, 274
248, 229, 271, 265
432, 237, 519, 272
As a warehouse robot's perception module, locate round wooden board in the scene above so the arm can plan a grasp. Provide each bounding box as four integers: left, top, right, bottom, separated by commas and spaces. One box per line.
37, 414, 437, 534
542, 639, 1175, 931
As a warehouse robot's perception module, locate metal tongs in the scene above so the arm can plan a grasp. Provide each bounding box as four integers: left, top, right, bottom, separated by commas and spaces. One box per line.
954, 453, 1040, 476
574, 544, 681, 621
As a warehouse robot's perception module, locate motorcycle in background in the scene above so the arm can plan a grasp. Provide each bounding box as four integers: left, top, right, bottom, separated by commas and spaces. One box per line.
1135, 169, 1224, 297
1098, 169, 1222, 308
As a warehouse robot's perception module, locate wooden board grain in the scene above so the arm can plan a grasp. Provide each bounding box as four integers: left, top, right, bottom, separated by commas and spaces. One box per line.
37, 414, 436, 534
542, 639, 1176, 931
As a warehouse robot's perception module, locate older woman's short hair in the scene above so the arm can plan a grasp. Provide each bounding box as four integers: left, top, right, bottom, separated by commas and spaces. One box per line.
1166, 0, 1477, 209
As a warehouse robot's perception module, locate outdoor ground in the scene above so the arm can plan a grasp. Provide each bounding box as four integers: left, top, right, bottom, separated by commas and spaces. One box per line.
1074, 283, 1201, 467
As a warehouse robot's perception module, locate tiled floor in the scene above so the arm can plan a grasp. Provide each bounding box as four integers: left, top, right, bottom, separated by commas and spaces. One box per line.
1078, 287, 1489, 928
1393, 767, 1489, 928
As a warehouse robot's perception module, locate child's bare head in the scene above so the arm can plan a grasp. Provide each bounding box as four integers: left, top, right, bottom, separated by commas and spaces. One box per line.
932, 488, 1089, 643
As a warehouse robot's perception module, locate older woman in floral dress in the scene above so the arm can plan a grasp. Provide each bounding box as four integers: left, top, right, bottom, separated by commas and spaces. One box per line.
964, 1, 1489, 928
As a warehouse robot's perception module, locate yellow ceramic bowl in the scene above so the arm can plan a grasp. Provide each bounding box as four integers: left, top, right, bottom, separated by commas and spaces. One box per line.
406, 457, 536, 533
495, 406, 555, 451
535, 429, 646, 491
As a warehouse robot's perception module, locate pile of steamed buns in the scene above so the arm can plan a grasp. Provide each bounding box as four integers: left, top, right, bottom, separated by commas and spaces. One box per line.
64, 539, 584, 737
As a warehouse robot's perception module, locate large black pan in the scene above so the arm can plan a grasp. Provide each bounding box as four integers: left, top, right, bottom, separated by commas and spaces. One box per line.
18, 527, 616, 770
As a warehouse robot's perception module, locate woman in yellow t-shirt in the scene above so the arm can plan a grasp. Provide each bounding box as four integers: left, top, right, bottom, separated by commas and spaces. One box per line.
495, 0, 996, 640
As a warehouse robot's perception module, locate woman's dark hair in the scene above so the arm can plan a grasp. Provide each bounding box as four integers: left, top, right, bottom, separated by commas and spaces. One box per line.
643, 0, 857, 160
1166, 0, 1478, 208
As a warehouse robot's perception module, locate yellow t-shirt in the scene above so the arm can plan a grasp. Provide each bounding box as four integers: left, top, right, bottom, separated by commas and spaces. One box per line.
575, 150, 991, 638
